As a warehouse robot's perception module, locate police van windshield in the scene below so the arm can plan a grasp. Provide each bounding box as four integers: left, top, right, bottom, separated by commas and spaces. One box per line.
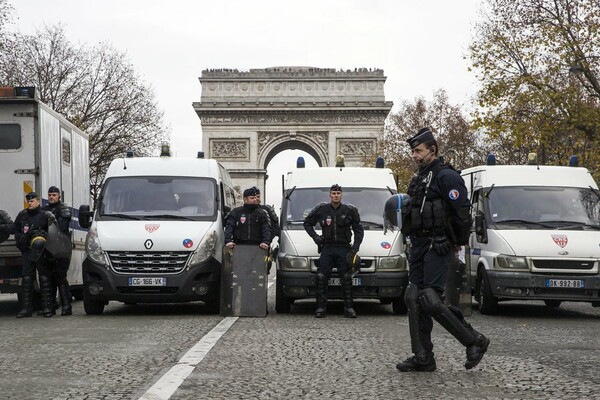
282, 187, 393, 230
487, 186, 600, 228
98, 176, 217, 221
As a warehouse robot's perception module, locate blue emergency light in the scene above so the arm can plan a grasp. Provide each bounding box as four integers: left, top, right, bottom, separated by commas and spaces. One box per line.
569, 155, 579, 167
296, 157, 305, 168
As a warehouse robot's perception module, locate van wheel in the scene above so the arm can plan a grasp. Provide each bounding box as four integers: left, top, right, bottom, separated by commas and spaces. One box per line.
477, 271, 498, 315
83, 293, 105, 315
275, 279, 291, 313
392, 296, 407, 315
544, 300, 562, 308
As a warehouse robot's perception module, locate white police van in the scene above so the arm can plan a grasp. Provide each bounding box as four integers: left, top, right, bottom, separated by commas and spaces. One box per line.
462, 155, 600, 314
78, 148, 238, 314
276, 157, 408, 314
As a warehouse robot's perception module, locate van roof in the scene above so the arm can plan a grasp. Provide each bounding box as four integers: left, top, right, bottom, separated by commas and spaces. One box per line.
461, 165, 598, 189
285, 167, 397, 189
104, 157, 222, 180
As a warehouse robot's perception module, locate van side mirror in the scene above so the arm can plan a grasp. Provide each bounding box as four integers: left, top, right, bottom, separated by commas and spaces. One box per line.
78, 205, 93, 229
475, 212, 487, 244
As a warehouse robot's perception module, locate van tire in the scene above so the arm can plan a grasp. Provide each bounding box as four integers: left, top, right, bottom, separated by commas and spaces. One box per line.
83, 293, 105, 315
275, 279, 291, 314
477, 270, 498, 315
544, 300, 562, 308
392, 296, 407, 315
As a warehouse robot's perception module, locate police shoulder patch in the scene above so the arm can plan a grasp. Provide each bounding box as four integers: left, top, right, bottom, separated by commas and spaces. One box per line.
448, 189, 460, 200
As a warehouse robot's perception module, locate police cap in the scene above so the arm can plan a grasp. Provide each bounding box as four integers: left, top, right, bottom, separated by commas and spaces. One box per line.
407, 127, 435, 149
48, 186, 60, 194
243, 187, 259, 197
330, 184, 342, 192
25, 192, 39, 200
251, 186, 261, 194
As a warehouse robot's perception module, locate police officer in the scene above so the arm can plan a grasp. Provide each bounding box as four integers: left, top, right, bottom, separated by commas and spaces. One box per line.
43, 186, 73, 316
252, 187, 280, 273
395, 127, 489, 372
303, 184, 363, 318
0, 208, 15, 243
14, 192, 56, 318
224, 187, 271, 250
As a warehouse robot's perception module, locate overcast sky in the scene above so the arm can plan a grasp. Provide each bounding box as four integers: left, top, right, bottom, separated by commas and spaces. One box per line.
9, 0, 482, 207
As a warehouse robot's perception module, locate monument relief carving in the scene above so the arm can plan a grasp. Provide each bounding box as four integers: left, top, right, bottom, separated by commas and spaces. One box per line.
337, 139, 376, 157
210, 139, 249, 159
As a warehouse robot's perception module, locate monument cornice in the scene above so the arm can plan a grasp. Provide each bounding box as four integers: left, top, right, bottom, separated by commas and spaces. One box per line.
193, 101, 393, 113
197, 109, 390, 126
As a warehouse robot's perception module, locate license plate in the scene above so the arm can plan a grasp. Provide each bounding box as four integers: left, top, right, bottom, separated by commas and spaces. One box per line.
328, 277, 362, 286
546, 279, 584, 288
128, 277, 167, 286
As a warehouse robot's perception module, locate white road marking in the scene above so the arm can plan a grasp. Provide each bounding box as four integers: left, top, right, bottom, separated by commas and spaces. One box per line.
139, 281, 275, 400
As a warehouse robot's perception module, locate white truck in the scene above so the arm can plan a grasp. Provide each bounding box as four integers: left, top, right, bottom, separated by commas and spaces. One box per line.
462, 157, 600, 314
77, 150, 238, 314
276, 158, 408, 314
0, 86, 89, 299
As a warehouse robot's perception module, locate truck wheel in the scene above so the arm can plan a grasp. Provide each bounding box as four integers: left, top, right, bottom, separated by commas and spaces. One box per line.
83, 293, 105, 315
392, 296, 407, 315
544, 300, 562, 308
275, 279, 291, 314
477, 270, 498, 315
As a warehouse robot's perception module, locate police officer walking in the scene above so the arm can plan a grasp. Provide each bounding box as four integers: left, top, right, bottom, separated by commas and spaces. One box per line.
395, 128, 489, 372
224, 187, 271, 251
303, 184, 363, 318
43, 186, 73, 316
14, 192, 56, 318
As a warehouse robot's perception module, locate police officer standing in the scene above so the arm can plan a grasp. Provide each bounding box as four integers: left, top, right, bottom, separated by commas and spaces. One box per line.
303, 184, 363, 318
253, 187, 280, 273
14, 192, 56, 318
43, 186, 73, 316
224, 187, 271, 251
395, 128, 489, 372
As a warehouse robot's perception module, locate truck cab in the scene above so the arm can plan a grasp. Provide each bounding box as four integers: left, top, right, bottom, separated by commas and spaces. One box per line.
78, 151, 237, 314
462, 156, 600, 314
276, 159, 408, 314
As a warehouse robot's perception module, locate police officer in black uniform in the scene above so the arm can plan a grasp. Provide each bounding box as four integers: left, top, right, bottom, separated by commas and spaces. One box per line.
224, 187, 271, 251
43, 186, 73, 316
0, 208, 15, 244
303, 184, 364, 318
252, 187, 280, 273
14, 192, 56, 318
394, 128, 489, 372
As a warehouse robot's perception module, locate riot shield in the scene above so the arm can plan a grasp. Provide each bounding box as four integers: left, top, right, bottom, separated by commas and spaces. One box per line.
220, 244, 268, 317
45, 223, 72, 259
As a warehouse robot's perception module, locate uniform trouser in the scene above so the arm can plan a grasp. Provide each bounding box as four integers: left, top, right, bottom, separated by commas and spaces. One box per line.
317, 245, 353, 310
20, 253, 52, 313
407, 237, 453, 352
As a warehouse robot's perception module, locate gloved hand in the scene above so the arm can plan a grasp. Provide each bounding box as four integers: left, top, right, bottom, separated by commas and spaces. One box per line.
346, 248, 358, 265
431, 235, 452, 255
313, 236, 324, 246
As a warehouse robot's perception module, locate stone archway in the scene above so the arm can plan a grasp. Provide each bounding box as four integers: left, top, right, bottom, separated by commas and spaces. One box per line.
193, 67, 393, 195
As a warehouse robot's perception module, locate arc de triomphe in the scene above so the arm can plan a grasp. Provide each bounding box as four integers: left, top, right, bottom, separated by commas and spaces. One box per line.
193, 67, 393, 195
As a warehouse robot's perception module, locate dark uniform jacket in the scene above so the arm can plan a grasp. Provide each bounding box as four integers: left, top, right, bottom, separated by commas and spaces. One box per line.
14, 207, 55, 253
43, 201, 72, 236
261, 204, 280, 241
303, 202, 364, 250
406, 158, 471, 245
0, 210, 15, 243
225, 204, 271, 245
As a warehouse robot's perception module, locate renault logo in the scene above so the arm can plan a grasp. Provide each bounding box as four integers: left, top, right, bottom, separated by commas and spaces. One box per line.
144, 239, 153, 249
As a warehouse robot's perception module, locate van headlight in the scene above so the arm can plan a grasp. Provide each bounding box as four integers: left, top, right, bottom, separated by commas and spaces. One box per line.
279, 255, 309, 270
494, 255, 529, 270
85, 226, 108, 265
378, 255, 406, 271
188, 230, 217, 267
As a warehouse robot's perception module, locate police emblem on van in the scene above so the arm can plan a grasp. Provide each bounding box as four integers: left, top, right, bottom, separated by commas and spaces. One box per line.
145, 224, 160, 233
551, 234, 568, 248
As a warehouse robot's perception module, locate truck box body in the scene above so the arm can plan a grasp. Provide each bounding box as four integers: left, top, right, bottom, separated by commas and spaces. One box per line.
0, 87, 89, 295
276, 165, 408, 314
462, 164, 600, 313
81, 154, 238, 314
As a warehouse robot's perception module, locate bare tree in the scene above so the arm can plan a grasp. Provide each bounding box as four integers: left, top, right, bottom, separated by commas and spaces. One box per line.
0, 25, 169, 203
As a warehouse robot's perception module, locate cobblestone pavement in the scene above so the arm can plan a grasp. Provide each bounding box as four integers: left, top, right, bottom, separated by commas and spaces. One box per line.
1, 286, 600, 400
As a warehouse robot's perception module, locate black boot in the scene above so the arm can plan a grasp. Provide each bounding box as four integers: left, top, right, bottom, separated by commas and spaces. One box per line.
58, 281, 72, 316
17, 276, 34, 318
396, 353, 436, 372
341, 272, 356, 318
39, 275, 53, 318
465, 332, 490, 370
315, 273, 327, 318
